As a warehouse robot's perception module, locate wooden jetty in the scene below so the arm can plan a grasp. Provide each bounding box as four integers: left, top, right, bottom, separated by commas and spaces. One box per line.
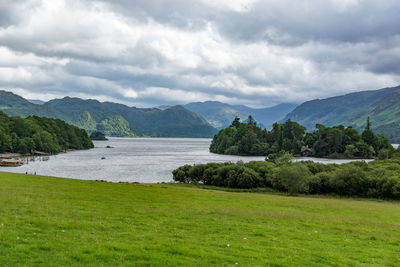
0, 159, 23, 167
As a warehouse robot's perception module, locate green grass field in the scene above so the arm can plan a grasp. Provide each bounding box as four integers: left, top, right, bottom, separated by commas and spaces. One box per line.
0, 172, 399, 266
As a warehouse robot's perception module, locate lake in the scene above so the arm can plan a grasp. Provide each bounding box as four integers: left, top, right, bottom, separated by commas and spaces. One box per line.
0, 137, 379, 183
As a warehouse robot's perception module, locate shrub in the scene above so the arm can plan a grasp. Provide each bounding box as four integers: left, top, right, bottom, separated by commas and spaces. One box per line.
328, 164, 369, 196
172, 165, 192, 183
302, 161, 330, 175
226, 166, 262, 189
378, 149, 390, 160
245, 161, 276, 187
277, 163, 311, 195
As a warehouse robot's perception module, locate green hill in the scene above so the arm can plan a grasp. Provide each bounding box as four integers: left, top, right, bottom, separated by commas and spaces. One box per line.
44, 97, 133, 137
185, 101, 297, 129
284, 85, 400, 142
0, 91, 66, 120
0, 91, 217, 137
0, 172, 399, 265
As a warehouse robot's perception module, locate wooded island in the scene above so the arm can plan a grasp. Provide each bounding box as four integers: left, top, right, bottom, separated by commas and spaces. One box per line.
210, 116, 392, 159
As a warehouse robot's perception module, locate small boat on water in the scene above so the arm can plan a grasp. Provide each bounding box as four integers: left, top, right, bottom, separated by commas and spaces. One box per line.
101, 156, 106, 160
0, 159, 23, 167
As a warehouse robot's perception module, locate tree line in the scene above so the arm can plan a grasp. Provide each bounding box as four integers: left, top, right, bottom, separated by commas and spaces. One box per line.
173, 149, 400, 199
0, 111, 93, 154
210, 116, 392, 158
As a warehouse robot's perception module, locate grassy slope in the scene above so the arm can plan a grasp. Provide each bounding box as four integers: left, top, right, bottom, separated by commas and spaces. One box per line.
0, 172, 399, 266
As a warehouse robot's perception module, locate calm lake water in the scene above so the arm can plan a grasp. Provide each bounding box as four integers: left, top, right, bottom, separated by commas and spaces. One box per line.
0, 138, 381, 183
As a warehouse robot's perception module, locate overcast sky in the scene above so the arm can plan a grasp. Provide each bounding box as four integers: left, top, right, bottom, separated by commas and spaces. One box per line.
0, 0, 399, 107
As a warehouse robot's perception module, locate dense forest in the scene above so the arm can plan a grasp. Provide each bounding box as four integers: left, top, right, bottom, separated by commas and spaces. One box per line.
173, 149, 400, 199
0, 111, 93, 154
210, 116, 392, 158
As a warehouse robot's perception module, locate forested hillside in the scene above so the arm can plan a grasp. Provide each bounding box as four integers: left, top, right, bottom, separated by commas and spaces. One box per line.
0, 91, 217, 137
0, 111, 93, 154
45, 98, 216, 137
0, 91, 66, 119
284, 85, 400, 142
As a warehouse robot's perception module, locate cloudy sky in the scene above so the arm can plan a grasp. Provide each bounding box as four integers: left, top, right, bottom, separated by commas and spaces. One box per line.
0, 0, 399, 107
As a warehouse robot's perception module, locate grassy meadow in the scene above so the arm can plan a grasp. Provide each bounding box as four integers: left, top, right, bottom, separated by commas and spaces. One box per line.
0, 172, 400, 266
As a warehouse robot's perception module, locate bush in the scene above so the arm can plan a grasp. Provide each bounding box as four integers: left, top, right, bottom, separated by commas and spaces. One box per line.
308, 172, 333, 194
226, 166, 262, 188
268, 152, 293, 165
245, 161, 276, 187
277, 163, 311, 195
328, 164, 369, 196
172, 165, 192, 183
378, 149, 390, 160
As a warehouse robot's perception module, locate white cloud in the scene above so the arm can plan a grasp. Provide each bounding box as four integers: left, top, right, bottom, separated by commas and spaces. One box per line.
0, 0, 399, 108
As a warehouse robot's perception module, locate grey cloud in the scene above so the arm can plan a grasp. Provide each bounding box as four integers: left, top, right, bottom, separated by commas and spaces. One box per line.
215, 0, 400, 45
0, 0, 27, 27
92, 0, 212, 30
0, 0, 399, 108
95, 0, 400, 45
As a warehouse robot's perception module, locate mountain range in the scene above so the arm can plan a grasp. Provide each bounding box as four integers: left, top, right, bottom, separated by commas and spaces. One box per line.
0, 91, 216, 137
2, 84, 400, 142
1, 90, 298, 138
284, 85, 400, 142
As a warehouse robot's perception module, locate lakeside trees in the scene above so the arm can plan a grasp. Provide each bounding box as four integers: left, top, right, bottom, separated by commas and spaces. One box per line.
210, 116, 392, 158
0, 111, 93, 154
173, 149, 400, 199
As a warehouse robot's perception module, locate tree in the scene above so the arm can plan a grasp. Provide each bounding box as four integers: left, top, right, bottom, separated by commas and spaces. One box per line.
247, 115, 256, 125
0, 129, 12, 153
362, 117, 376, 147
238, 131, 258, 154
366, 116, 371, 130
231, 117, 240, 128
277, 163, 311, 196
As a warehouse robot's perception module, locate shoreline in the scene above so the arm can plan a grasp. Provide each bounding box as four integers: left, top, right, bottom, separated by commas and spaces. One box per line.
0, 148, 88, 160
0, 153, 24, 159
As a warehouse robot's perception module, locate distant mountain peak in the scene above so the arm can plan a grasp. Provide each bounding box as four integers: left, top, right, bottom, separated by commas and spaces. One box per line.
184, 101, 298, 129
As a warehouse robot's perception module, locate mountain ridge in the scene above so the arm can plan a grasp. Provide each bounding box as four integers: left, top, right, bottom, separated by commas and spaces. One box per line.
284, 85, 400, 142
0, 91, 217, 138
